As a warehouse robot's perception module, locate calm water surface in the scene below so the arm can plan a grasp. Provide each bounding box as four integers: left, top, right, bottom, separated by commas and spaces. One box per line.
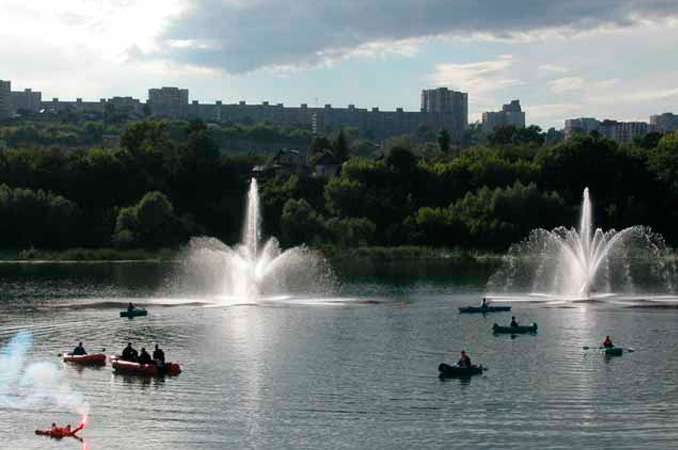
1, 261, 677, 450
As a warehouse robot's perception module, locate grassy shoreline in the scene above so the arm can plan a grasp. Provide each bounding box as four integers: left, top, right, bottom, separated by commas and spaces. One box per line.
3, 245, 677, 263
0, 245, 507, 263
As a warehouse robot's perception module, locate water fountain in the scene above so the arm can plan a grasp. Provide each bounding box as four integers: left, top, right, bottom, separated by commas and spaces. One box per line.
181, 178, 336, 302
488, 188, 675, 301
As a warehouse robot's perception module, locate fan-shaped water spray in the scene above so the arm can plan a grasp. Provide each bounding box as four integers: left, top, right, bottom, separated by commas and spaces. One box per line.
488, 188, 676, 301
182, 179, 336, 302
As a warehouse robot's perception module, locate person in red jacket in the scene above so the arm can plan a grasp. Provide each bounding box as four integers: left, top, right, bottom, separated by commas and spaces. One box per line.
602, 336, 614, 348
457, 350, 471, 368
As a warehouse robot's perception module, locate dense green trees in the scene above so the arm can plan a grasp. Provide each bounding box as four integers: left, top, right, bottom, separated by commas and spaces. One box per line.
2, 116, 678, 253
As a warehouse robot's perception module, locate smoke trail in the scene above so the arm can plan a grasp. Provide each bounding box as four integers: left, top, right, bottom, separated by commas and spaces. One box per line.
0, 331, 89, 415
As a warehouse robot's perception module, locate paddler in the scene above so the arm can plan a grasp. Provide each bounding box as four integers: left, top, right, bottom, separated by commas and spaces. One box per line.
121, 342, 138, 362
138, 347, 152, 365
510, 316, 519, 327
480, 297, 489, 307
602, 335, 614, 348
153, 344, 165, 364
457, 350, 471, 368
72, 342, 87, 356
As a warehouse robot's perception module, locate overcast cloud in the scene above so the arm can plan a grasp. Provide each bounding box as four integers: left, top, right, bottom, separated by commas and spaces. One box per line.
153, 0, 678, 72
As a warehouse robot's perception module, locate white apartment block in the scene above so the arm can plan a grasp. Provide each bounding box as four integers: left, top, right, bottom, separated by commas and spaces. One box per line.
650, 113, 678, 134
564, 117, 649, 143
482, 100, 526, 133
148, 87, 189, 118
11, 88, 42, 113
420, 87, 469, 134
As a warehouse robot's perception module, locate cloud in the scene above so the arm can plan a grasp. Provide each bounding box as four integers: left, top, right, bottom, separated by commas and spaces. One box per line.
549, 77, 585, 93
150, 0, 678, 72
428, 55, 523, 98
539, 64, 568, 74
616, 88, 678, 102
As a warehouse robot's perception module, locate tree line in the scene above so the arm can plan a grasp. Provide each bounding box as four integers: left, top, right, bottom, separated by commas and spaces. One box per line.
0, 118, 677, 252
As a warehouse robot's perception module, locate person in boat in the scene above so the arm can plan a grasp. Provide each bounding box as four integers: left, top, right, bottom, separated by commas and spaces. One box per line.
138, 347, 152, 365
457, 350, 472, 368
121, 342, 139, 362
128, 302, 136, 311
510, 316, 519, 327
50, 423, 58, 434
72, 342, 87, 356
602, 335, 614, 348
153, 344, 165, 365
480, 297, 489, 308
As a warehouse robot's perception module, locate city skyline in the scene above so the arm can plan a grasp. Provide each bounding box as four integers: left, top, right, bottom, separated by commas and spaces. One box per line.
2, 1, 678, 128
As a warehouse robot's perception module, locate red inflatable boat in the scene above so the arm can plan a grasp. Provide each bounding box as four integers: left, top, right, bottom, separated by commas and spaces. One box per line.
62, 353, 107, 366
111, 358, 181, 376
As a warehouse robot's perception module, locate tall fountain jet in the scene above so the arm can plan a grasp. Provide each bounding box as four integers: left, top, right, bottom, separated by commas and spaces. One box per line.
183, 178, 335, 302
488, 188, 674, 301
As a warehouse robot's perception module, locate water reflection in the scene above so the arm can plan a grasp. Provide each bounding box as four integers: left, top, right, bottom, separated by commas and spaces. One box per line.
2, 262, 678, 449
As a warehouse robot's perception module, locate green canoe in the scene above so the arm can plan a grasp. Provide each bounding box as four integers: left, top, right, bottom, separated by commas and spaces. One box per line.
598, 346, 623, 356
492, 323, 538, 334
438, 363, 484, 378
120, 308, 148, 318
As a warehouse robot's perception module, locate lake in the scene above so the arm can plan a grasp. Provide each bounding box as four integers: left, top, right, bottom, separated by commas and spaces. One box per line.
1, 260, 677, 449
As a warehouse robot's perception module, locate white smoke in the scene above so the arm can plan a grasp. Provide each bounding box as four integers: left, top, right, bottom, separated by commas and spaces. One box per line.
0, 331, 89, 415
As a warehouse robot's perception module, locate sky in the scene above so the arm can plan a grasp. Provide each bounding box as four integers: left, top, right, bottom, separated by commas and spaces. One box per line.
2, 0, 678, 129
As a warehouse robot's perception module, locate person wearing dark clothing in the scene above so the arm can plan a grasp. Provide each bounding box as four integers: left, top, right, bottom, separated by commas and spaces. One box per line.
480, 298, 489, 307
72, 342, 87, 356
138, 348, 152, 365
510, 316, 519, 327
458, 350, 471, 368
128, 302, 135, 311
121, 342, 138, 362
602, 336, 614, 348
153, 344, 165, 364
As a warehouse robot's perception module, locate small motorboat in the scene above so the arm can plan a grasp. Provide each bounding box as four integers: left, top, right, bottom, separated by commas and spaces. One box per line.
62, 353, 107, 366
120, 308, 148, 318
438, 362, 484, 378
459, 305, 511, 313
111, 356, 181, 376
492, 323, 538, 334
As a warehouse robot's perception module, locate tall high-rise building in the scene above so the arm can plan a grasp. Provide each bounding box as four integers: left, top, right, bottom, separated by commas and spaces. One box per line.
482, 100, 526, 133
148, 87, 189, 118
0, 80, 11, 119
419, 87, 468, 139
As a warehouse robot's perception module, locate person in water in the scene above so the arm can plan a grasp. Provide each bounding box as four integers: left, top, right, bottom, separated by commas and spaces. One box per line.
121, 342, 138, 362
153, 344, 165, 364
510, 316, 519, 327
138, 347, 152, 365
458, 350, 472, 368
72, 342, 87, 356
602, 335, 614, 348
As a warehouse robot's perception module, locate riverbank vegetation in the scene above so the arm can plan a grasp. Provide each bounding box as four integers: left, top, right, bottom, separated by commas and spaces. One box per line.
1, 114, 678, 258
